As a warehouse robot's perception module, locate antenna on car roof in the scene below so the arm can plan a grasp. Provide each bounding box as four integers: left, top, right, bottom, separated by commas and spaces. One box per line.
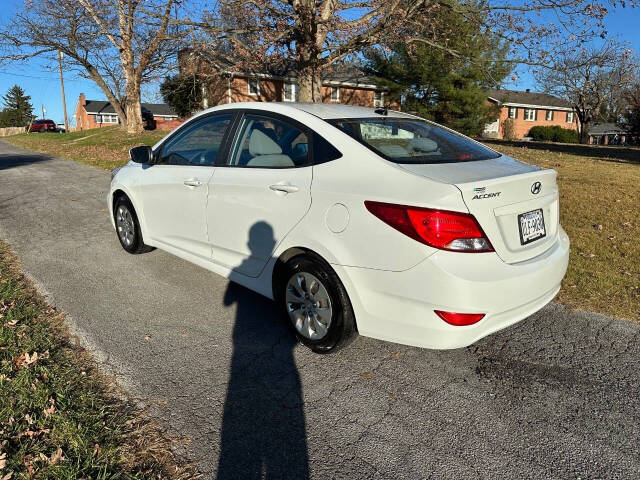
374, 105, 389, 116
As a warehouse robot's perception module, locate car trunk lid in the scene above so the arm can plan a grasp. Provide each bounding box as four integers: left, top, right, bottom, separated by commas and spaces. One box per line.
398, 156, 560, 264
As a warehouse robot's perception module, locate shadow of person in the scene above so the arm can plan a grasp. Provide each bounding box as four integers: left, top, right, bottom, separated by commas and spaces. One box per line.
217, 221, 310, 480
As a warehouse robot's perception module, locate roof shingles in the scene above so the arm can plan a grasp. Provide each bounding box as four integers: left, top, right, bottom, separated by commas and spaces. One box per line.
84, 100, 177, 117
488, 88, 572, 109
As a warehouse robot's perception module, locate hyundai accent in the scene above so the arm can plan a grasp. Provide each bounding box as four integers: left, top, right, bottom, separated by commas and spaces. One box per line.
108, 103, 570, 353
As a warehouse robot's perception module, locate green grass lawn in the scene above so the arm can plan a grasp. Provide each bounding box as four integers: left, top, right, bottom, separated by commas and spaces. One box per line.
2, 129, 639, 322
490, 142, 640, 321
4, 126, 166, 170
0, 241, 196, 479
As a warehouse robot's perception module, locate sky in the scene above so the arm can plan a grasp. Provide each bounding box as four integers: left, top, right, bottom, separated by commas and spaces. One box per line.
0, 2, 638, 126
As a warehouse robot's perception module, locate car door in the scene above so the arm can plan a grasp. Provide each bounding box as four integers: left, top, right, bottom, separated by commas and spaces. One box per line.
207, 112, 313, 277
135, 113, 234, 259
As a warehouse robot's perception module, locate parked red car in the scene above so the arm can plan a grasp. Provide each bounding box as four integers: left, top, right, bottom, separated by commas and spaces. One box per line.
26, 119, 57, 133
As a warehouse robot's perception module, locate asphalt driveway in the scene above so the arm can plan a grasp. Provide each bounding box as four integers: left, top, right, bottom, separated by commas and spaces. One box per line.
1, 141, 639, 479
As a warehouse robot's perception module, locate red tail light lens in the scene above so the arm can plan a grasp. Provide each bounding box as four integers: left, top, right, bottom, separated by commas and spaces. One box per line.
434, 310, 485, 326
364, 201, 493, 252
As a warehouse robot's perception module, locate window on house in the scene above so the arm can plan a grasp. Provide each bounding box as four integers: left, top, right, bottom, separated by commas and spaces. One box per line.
566, 112, 574, 123
374, 91, 384, 108
546, 110, 554, 121
248, 78, 260, 96
524, 108, 536, 121
508, 107, 517, 119
283, 82, 297, 102
95, 114, 118, 124
330, 86, 339, 102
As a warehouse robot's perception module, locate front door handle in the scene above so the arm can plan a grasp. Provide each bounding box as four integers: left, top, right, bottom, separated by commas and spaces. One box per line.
269, 183, 299, 194
184, 179, 202, 187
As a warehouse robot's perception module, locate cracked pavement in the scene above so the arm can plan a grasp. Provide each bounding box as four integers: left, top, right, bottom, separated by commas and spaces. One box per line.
1, 141, 639, 479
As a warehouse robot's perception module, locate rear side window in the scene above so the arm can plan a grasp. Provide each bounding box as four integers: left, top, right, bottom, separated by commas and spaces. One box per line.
227, 115, 310, 168
328, 117, 500, 164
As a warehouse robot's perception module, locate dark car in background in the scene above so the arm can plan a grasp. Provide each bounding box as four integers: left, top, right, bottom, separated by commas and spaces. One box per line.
26, 119, 57, 133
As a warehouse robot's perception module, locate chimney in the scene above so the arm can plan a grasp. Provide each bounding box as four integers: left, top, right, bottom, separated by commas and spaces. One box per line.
79, 93, 86, 106
525, 88, 531, 93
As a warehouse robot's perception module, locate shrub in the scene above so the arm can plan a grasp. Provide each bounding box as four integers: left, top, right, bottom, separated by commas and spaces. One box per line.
528, 125, 578, 143
502, 118, 517, 140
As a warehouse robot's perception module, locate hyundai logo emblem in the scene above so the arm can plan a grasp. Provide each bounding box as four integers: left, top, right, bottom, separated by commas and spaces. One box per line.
531, 182, 542, 194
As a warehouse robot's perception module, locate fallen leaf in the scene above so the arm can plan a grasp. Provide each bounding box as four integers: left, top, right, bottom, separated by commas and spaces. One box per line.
578, 252, 596, 258
0, 452, 6, 469
608, 235, 616, 241
593, 224, 603, 231
45, 306, 55, 314
622, 221, 632, 228
24, 414, 33, 425
390, 352, 401, 359
17, 428, 49, 439
2, 472, 12, 480
43, 399, 55, 418
3, 319, 17, 327
144, 335, 151, 341
92, 444, 101, 457
49, 448, 64, 465
360, 371, 374, 380
14, 352, 38, 368
22, 458, 34, 477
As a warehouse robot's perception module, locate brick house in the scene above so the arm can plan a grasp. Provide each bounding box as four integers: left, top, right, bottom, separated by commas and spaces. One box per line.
483, 88, 579, 139
178, 52, 396, 110
73, 93, 180, 131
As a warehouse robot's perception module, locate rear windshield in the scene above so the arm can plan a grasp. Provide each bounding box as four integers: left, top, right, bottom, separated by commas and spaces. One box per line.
328, 117, 500, 164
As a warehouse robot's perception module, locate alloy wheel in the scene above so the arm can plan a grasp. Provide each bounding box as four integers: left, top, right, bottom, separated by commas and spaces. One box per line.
285, 272, 333, 340
116, 205, 135, 247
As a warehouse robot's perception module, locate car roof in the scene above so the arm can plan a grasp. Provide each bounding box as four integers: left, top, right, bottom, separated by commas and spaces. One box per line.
284, 102, 410, 120
204, 102, 412, 120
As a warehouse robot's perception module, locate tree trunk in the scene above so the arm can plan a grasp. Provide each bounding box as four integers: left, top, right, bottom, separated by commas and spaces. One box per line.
297, 70, 323, 103
86, 63, 129, 129
124, 82, 144, 134
576, 111, 589, 144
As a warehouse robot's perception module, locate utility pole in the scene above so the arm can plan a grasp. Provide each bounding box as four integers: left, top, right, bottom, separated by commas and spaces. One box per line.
58, 50, 69, 132
41, 104, 46, 119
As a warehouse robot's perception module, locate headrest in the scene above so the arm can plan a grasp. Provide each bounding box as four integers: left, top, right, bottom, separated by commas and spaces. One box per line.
249, 129, 282, 156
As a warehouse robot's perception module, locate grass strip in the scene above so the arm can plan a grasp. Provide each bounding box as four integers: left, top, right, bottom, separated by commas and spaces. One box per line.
3, 127, 165, 171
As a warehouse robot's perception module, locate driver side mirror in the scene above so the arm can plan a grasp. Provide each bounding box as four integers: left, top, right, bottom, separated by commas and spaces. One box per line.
129, 145, 153, 164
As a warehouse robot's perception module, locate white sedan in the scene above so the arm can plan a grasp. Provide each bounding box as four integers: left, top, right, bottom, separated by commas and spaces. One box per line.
109, 102, 569, 353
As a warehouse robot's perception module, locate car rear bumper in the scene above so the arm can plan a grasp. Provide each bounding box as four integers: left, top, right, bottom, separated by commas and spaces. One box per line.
334, 225, 570, 349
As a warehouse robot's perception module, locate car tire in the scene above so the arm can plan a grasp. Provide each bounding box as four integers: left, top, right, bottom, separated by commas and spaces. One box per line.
277, 254, 357, 353
113, 196, 154, 254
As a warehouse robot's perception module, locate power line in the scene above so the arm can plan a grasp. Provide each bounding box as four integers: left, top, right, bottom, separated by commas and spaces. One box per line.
0, 71, 86, 82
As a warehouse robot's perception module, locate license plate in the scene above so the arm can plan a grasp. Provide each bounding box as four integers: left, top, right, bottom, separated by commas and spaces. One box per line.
518, 209, 546, 245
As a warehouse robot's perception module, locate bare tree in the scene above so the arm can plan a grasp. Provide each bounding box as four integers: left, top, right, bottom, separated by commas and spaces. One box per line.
540, 43, 636, 143
184, 0, 631, 102
1, 0, 184, 133
622, 69, 640, 141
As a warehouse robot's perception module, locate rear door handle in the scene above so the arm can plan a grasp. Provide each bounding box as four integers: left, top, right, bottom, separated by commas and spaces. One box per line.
184, 179, 202, 187
269, 184, 299, 194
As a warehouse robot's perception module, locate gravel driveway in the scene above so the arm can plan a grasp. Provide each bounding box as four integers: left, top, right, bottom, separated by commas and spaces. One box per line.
1, 141, 638, 479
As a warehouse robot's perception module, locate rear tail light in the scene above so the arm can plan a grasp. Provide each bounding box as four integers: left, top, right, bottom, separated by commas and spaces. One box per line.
364, 201, 493, 252
434, 310, 485, 326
